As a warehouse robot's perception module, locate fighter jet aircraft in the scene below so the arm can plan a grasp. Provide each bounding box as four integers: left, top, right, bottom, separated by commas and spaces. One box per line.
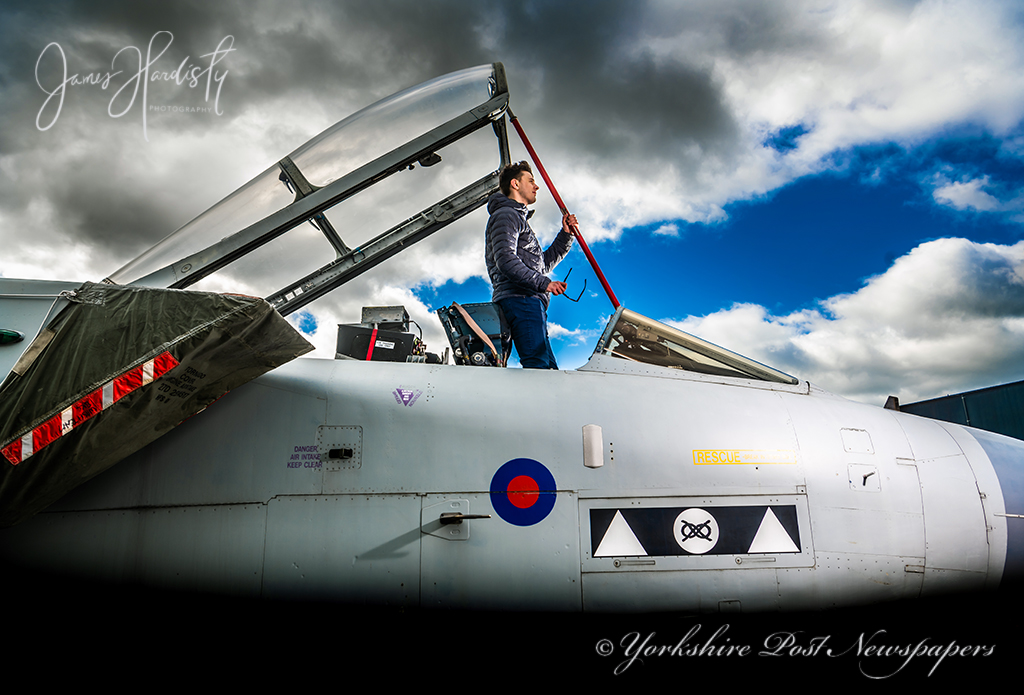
1, 63, 1021, 613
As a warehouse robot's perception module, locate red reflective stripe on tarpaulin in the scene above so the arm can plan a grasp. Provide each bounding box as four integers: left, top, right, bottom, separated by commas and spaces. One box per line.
112, 352, 178, 401
2, 440, 21, 465
74, 389, 103, 425
33, 414, 63, 451
1, 351, 180, 465
114, 366, 143, 401
153, 352, 178, 377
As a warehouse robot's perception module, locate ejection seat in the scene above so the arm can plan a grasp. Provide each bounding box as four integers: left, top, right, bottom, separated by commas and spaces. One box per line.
436, 302, 510, 367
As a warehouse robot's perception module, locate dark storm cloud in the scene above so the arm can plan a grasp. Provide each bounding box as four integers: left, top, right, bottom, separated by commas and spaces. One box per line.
485, 1, 840, 170
1, 0, 249, 146
308, 1, 796, 173
325, 3, 493, 85
483, 1, 741, 169
701, 1, 832, 57
46, 152, 174, 252
0, 1, 259, 269
6, 0, 769, 157
0, 0, 837, 274
3, 0, 243, 60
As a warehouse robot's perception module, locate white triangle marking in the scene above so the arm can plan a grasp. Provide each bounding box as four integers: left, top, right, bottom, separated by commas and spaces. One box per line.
748, 508, 799, 554
595, 510, 648, 557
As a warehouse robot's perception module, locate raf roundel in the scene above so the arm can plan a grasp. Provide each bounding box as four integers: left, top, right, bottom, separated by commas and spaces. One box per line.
489, 458, 556, 526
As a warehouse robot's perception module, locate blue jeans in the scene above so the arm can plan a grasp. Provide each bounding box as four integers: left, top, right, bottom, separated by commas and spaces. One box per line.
497, 296, 558, 369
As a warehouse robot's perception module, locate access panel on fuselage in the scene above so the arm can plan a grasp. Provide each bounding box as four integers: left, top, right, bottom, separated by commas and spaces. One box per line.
262, 494, 420, 604
420, 492, 582, 610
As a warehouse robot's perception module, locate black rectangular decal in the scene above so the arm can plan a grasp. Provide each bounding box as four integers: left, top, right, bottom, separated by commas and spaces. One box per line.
590, 505, 800, 557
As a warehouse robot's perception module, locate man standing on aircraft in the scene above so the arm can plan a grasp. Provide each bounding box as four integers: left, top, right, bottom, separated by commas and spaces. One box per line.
485, 161, 576, 369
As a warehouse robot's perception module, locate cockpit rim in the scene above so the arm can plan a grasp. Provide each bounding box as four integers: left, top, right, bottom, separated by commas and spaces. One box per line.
585, 306, 801, 386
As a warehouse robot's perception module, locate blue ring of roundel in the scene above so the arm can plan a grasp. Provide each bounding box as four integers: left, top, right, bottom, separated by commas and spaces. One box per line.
489, 457, 557, 526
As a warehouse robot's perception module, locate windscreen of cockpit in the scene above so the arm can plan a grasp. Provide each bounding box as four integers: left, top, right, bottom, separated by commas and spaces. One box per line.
108, 65, 498, 286
596, 308, 799, 384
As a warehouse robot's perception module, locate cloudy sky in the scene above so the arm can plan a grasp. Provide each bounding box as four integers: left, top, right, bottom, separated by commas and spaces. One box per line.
2, 0, 1024, 405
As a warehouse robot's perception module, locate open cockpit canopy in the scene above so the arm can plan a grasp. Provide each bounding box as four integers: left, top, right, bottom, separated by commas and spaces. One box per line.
103, 62, 797, 385
107, 63, 511, 315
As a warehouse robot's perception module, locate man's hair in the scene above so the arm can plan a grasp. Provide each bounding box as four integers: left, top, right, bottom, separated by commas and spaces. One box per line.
499, 161, 533, 196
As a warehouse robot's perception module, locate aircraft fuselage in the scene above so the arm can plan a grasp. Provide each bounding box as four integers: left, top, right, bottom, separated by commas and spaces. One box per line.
2, 354, 1019, 612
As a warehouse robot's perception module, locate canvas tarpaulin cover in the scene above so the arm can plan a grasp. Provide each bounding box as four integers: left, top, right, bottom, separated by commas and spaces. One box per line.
0, 282, 313, 526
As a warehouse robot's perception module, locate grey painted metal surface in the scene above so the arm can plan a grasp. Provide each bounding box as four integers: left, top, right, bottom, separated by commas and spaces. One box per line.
0, 278, 79, 382
263, 494, 420, 604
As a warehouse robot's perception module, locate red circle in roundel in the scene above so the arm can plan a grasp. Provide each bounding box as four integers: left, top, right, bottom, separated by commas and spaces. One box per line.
507, 475, 539, 508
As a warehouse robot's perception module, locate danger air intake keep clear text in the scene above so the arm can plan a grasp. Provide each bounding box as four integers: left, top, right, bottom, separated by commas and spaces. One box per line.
287, 444, 321, 469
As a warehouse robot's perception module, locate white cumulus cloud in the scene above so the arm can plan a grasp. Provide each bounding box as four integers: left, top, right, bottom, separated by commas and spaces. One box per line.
933, 176, 1002, 212
667, 238, 1024, 404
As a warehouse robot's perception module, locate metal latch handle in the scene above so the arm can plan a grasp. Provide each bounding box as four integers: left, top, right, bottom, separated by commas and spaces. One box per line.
439, 513, 492, 525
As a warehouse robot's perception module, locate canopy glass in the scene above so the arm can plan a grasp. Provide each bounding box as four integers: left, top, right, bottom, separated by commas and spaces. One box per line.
594, 307, 799, 384
108, 65, 499, 286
